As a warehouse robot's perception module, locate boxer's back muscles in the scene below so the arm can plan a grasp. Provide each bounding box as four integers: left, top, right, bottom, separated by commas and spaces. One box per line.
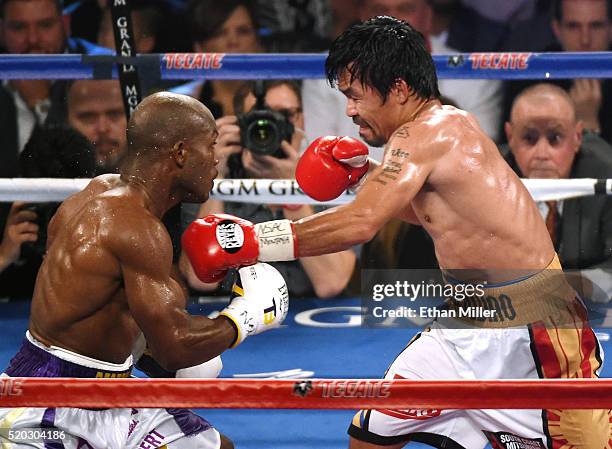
29, 175, 164, 363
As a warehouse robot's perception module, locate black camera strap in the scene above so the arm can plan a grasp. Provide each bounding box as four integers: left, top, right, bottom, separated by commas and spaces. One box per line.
254, 80, 266, 109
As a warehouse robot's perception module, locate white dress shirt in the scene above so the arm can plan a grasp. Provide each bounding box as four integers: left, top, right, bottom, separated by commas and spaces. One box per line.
3, 80, 50, 154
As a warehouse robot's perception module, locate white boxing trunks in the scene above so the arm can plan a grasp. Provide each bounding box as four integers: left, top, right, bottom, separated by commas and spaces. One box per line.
349, 255, 611, 449
0, 331, 222, 449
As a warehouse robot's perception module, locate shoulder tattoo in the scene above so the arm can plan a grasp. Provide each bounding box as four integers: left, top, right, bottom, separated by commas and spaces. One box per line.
393, 125, 410, 139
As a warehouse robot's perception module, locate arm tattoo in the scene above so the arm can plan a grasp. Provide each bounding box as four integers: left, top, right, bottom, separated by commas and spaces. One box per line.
375, 141, 410, 185
374, 160, 403, 184
391, 148, 410, 158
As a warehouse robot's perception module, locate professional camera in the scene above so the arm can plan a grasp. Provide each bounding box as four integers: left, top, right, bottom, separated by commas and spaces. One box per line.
237, 81, 294, 157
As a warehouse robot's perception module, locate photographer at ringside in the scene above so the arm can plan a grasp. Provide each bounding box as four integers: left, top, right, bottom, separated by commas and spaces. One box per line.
180, 80, 356, 298
0, 125, 96, 299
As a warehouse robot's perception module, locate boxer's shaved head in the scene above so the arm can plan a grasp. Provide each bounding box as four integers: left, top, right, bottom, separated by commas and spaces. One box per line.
127, 92, 216, 159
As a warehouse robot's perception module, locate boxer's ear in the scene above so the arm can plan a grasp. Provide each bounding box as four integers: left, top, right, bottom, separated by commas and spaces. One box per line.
172, 141, 186, 167
392, 79, 411, 104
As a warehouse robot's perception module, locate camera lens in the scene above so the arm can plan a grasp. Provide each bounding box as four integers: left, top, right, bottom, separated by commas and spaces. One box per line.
238, 109, 293, 156
248, 119, 276, 148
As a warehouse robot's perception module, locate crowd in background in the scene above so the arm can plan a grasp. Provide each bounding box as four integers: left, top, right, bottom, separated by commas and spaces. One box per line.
0, 0, 610, 302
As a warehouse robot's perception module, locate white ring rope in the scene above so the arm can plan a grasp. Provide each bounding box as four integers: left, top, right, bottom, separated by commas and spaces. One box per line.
0, 178, 609, 204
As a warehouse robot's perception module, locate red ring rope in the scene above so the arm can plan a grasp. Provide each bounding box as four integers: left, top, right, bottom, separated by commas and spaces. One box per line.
0, 378, 610, 409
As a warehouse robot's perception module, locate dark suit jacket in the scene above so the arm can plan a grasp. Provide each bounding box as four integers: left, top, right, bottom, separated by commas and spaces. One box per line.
501, 44, 612, 145
0, 38, 110, 176
501, 131, 612, 270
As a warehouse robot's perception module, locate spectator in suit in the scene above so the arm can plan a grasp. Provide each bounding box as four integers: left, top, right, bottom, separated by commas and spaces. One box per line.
0, 0, 110, 272
0, 0, 111, 174
503, 83, 612, 297
551, 0, 611, 137
502, 0, 612, 144
0, 0, 69, 172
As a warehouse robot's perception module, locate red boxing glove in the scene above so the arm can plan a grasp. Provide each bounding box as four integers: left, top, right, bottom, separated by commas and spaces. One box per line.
181, 214, 259, 283
296, 136, 369, 201
182, 214, 298, 283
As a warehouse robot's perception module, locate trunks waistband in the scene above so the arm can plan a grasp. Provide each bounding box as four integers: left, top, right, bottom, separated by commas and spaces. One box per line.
445, 254, 584, 328
3, 331, 132, 378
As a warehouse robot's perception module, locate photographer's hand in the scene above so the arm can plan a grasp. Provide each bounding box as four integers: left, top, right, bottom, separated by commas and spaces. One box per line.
243, 140, 299, 179
0, 202, 38, 271
569, 79, 602, 133
215, 115, 243, 178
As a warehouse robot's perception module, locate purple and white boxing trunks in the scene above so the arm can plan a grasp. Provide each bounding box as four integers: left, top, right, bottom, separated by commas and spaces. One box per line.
0, 331, 221, 449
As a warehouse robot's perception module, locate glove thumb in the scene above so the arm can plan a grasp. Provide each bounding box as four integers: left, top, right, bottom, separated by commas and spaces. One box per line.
332, 137, 369, 168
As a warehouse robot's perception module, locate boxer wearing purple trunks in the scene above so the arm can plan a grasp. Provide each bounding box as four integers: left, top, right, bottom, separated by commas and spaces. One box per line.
0, 92, 289, 449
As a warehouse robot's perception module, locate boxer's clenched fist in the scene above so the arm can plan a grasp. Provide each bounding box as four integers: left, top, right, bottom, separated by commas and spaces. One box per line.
182, 214, 297, 283
296, 136, 369, 201
220, 263, 289, 347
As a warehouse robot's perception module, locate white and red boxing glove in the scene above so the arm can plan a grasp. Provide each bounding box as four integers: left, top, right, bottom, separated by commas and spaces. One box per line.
182, 214, 297, 283
296, 136, 369, 201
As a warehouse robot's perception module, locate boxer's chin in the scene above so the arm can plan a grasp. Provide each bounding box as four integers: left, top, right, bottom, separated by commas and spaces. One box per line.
184, 191, 208, 204
362, 134, 385, 148
358, 126, 384, 147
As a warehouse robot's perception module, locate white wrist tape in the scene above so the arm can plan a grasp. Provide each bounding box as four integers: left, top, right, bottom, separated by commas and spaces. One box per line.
175, 356, 223, 378
349, 171, 368, 193
254, 219, 297, 262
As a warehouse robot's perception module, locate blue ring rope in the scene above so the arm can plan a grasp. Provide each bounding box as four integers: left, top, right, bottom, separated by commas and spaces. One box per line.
0, 52, 611, 80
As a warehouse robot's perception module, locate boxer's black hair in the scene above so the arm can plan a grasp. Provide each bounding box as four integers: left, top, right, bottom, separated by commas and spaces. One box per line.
326, 15, 440, 102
